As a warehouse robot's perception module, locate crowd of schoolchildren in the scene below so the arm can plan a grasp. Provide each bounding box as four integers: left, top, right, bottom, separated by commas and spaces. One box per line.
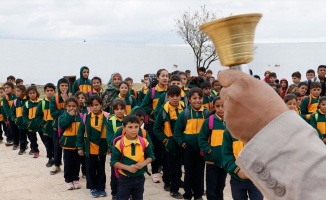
0, 65, 325, 200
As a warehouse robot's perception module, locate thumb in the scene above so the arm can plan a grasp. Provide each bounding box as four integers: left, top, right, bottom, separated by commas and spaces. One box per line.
217, 69, 252, 88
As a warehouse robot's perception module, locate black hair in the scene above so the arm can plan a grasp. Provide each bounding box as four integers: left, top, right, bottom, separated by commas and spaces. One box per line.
298, 82, 308, 88
26, 86, 39, 98
317, 65, 326, 71
169, 74, 181, 83
189, 87, 203, 98
284, 94, 297, 103
134, 108, 146, 117
200, 81, 211, 89
91, 76, 102, 84
269, 72, 277, 78
59, 78, 69, 85
206, 69, 213, 74
16, 78, 23, 84
212, 80, 219, 86
177, 71, 187, 77
212, 96, 221, 105
318, 96, 326, 107
310, 82, 322, 89
275, 79, 280, 84
156, 69, 168, 77
144, 74, 149, 78
112, 98, 126, 110
6, 75, 15, 81
166, 85, 181, 97
306, 69, 315, 75
292, 91, 303, 98
4, 81, 15, 89
123, 115, 140, 126
74, 91, 87, 100
15, 84, 26, 93
118, 81, 130, 88
185, 70, 191, 73
198, 67, 206, 72
187, 76, 205, 88
124, 77, 133, 82
88, 95, 102, 105
291, 71, 301, 79
44, 83, 56, 91
65, 97, 79, 107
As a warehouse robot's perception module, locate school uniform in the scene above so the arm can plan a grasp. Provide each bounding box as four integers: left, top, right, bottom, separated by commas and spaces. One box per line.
78, 106, 89, 177
203, 94, 214, 112
0, 99, 7, 141
72, 66, 92, 95
199, 114, 227, 200
137, 85, 148, 106
300, 94, 319, 121
110, 136, 155, 200
3, 93, 18, 144
86, 88, 104, 99
310, 109, 326, 144
22, 98, 41, 154
76, 111, 109, 191
174, 106, 210, 199
59, 111, 81, 183
153, 101, 184, 194
222, 130, 263, 200
110, 93, 137, 115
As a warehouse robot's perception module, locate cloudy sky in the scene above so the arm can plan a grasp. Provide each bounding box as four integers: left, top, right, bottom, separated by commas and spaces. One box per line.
1, 0, 326, 45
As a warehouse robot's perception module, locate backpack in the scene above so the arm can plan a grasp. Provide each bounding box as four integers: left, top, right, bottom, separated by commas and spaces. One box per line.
183, 107, 211, 125
113, 135, 146, 178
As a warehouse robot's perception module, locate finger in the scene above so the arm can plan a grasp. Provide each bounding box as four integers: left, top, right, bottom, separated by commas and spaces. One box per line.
217, 69, 251, 88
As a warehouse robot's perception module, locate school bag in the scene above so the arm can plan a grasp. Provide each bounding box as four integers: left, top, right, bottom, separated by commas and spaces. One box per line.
112, 135, 146, 178
183, 107, 211, 125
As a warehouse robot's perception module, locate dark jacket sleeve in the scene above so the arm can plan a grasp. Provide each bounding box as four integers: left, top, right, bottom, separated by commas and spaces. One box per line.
173, 111, 186, 146
58, 112, 75, 132
153, 108, 167, 142
198, 119, 211, 153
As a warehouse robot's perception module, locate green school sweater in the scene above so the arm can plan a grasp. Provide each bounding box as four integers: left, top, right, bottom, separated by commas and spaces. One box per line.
112, 127, 153, 149
11, 97, 28, 129
76, 111, 109, 157
198, 114, 225, 167
154, 101, 184, 154
141, 85, 167, 124
35, 98, 54, 137
110, 136, 155, 177
222, 129, 248, 181
106, 115, 124, 151
300, 95, 319, 121
72, 66, 92, 95
0, 98, 6, 122
154, 91, 188, 117
22, 99, 41, 132
203, 95, 214, 111
310, 109, 326, 143
137, 86, 148, 106
174, 106, 210, 151
3, 93, 16, 121
59, 111, 81, 150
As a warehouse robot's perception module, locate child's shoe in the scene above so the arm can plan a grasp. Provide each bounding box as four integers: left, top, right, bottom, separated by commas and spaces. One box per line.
50, 166, 61, 175
33, 152, 39, 158
98, 190, 107, 197
18, 149, 26, 155
170, 191, 183, 199
90, 189, 99, 198
29, 149, 34, 155
46, 159, 54, 167
73, 181, 81, 189
5, 141, 13, 146
66, 182, 74, 190
151, 173, 161, 183
12, 145, 19, 150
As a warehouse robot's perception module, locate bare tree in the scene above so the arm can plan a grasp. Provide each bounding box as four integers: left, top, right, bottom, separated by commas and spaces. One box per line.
175, 6, 223, 74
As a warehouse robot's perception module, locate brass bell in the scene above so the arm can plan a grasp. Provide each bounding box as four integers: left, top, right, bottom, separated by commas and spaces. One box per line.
200, 13, 262, 67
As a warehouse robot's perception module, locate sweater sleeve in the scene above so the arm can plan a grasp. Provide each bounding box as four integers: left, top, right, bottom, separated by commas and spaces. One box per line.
153, 108, 167, 142
50, 95, 64, 119
300, 97, 309, 120
141, 89, 153, 116
131, 96, 137, 110
22, 103, 29, 128
222, 130, 238, 174
11, 102, 16, 123
173, 111, 186, 146
106, 121, 115, 150
154, 94, 165, 117
35, 101, 45, 129
58, 112, 74, 132
137, 90, 144, 106
2, 98, 11, 121
76, 117, 85, 150
310, 113, 323, 139
198, 118, 211, 153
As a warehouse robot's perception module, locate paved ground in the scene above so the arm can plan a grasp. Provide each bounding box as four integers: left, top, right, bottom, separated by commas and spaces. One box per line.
0, 136, 233, 200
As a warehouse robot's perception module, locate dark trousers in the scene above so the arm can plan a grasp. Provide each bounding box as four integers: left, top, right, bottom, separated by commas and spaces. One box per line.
118, 175, 145, 200
28, 131, 39, 152
0, 121, 7, 140
10, 120, 19, 145
63, 149, 80, 183
165, 145, 182, 192
19, 128, 29, 151
53, 130, 62, 166
145, 123, 162, 173
85, 155, 106, 191
40, 133, 54, 159
111, 166, 118, 196
183, 146, 205, 199
79, 155, 86, 175
206, 164, 227, 200
230, 177, 263, 200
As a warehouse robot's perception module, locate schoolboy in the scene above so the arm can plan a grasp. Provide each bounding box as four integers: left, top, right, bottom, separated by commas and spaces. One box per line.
222, 129, 263, 200
35, 83, 56, 167
76, 95, 109, 198
174, 87, 210, 200
317, 65, 326, 96
58, 97, 81, 190
306, 69, 316, 82
291, 71, 301, 85
16, 78, 24, 85
310, 96, 326, 144
269, 72, 277, 84
185, 70, 191, 80
86, 76, 103, 99
137, 74, 149, 106
2, 82, 17, 147
198, 67, 206, 78
206, 69, 213, 82
0, 86, 7, 143
298, 82, 308, 96
300, 82, 321, 122
153, 85, 184, 199
50, 78, 71, 175
7, 75, 16, 83
125, 77, 138, 101
211, 80, 220, 96
201, 81, 214, 111
22, 86, 41, 158
11, 85, 29, 155
72, 66, 92, 95
111, 115, 155, 200
177, 72, 190, 92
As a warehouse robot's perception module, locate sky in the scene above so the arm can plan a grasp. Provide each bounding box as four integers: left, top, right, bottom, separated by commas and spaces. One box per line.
1, 0, 326, 45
